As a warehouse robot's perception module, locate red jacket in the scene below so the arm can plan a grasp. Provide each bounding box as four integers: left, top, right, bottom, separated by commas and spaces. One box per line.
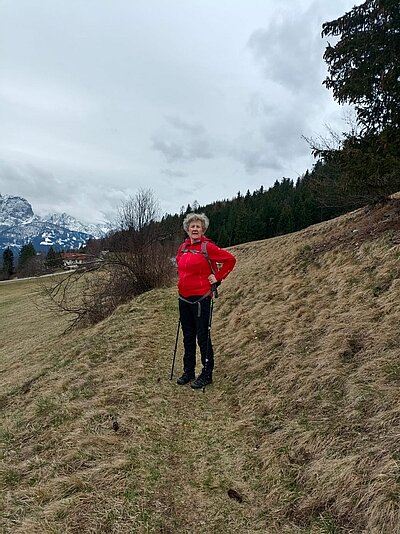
176, 237, 236, 297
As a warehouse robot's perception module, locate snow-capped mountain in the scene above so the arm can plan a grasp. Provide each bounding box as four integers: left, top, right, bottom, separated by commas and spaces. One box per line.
0, 194, 111, 254
0, 194, 35, 229
42, 213, 111, 240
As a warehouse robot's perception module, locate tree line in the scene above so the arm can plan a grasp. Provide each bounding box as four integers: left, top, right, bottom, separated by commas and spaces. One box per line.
1, 245, 64, 280
157, 164, 368, 249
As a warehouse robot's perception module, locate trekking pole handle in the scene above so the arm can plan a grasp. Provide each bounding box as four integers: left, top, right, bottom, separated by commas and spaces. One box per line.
211, 282, 219, 298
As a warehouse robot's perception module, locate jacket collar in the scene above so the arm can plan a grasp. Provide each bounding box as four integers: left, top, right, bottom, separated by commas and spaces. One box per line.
185, 236, 210, 246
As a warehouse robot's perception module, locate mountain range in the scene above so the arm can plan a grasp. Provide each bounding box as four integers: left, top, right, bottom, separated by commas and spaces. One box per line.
0, 194, 112, 255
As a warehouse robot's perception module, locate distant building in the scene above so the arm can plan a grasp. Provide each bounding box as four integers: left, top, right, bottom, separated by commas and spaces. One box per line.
61, 252, 96, 270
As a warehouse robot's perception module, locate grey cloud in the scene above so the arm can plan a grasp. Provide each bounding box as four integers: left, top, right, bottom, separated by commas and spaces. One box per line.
246, 93, 275, 118
230, 132, 282, 174
238, 149, 282, 174
157, 181, 206, 214
261, 113, 309, 158
151, 138, 187, 163
174, 182, 205, 197
161, 168, 188, 178
230, 103, 308, 175
0, 159, 127, 223
152, 116, 214, 164
0, 160, 60, 204
240, 2, 343, 176
165, 116, 205, 136
247, 5, 324, 96
189, 138, 213, 160
0, 0, 359, 222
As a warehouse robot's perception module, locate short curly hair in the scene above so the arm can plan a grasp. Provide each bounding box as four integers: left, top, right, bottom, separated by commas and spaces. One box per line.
183, 212, 209, 233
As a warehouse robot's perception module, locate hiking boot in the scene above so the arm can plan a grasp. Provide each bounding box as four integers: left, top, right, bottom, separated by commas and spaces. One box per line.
191, 373, 212, 389
176, 372, 195, 385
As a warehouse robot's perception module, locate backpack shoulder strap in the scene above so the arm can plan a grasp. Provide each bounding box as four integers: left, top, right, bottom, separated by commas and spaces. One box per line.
201, 240, 209, 259
177, 242, 188, 262
201, 240, 215, 275
180, 241, 214, 274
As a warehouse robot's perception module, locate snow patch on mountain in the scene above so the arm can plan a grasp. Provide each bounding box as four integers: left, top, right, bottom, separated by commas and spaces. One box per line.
42, 212, 112, 239
0, 193, 34, 228
0, 193, 113, 253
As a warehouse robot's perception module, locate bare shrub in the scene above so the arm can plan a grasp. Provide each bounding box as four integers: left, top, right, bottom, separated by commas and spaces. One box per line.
40, 189, 176, 331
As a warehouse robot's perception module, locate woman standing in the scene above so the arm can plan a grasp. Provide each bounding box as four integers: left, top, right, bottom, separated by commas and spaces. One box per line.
176, 213, 236, 389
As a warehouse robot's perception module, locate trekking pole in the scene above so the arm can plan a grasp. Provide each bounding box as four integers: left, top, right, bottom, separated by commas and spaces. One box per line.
211, 282, 219, 299
204, 283, 218, 365
170, 318, 181, 380
204, 292, 215, 371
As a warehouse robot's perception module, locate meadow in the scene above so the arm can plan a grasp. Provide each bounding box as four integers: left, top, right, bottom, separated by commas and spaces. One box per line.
1, 197, 400, 533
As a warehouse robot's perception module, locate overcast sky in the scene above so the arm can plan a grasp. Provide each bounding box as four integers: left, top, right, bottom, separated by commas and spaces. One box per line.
0, 0, 362, 224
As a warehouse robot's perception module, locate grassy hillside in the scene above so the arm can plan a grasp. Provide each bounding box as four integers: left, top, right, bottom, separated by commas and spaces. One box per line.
1, 197, 400, 533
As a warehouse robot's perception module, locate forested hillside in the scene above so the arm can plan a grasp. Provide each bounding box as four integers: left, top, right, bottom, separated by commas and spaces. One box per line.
158, 164, 364, 249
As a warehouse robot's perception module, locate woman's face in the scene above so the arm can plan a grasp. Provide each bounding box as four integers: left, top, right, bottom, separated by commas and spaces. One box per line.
188, 220, 204, 242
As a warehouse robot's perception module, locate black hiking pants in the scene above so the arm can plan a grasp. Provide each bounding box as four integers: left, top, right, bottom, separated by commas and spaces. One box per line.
178, 295, 214, 376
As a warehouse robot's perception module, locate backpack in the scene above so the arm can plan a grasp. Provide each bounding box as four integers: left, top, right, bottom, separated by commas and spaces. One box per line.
180, 240, 215, 276
179, 239, 220, 298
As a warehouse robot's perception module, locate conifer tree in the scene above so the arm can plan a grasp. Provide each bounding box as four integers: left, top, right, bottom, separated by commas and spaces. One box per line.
3, 247, 14, 278
18, 243, 36, 269
45, 246, 58, 270
318, 0, 400, 200
323, 0, 400, 133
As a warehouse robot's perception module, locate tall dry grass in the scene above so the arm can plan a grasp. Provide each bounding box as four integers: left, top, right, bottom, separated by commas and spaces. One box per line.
1, 197, 400, 533
214, 197, 400, 533
1, 283, 269, 533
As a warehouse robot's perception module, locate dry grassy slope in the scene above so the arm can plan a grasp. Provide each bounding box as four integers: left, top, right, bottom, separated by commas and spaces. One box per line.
214, 196, 400, 533
1, 285, 269, 532
1, 198, 399, 534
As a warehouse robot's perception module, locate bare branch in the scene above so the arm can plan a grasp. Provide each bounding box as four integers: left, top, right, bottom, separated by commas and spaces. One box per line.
39, 190, 175, 331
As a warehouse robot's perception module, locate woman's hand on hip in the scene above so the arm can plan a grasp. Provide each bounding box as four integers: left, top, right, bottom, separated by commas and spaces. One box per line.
208, 274, 218, 285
